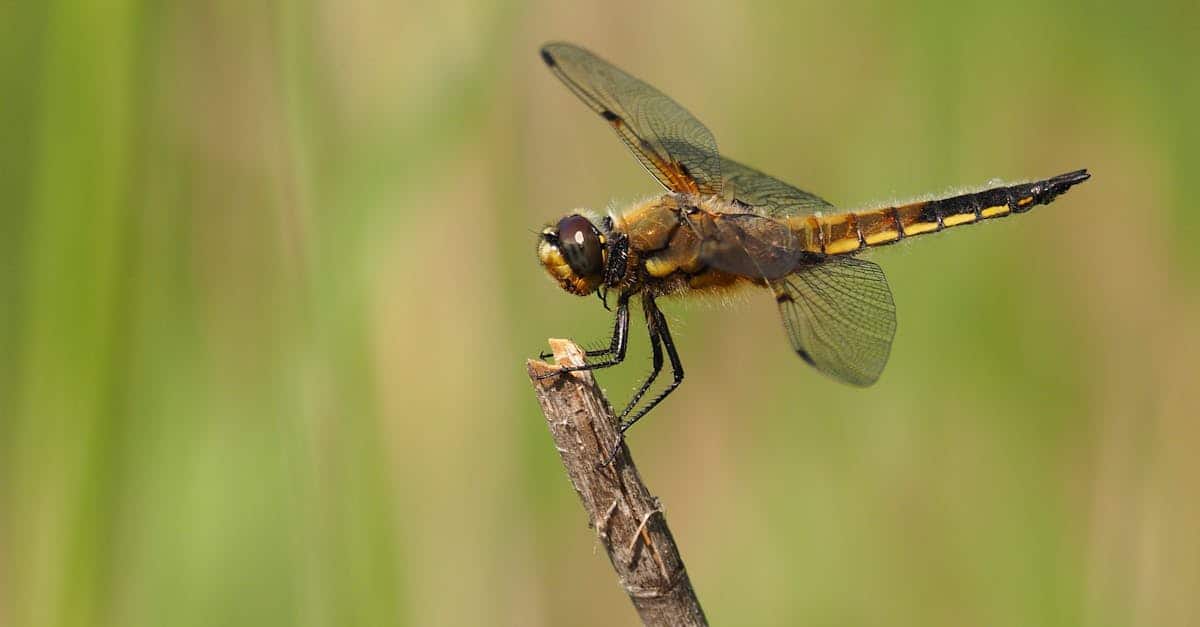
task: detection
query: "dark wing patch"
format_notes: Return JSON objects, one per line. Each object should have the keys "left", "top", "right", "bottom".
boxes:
{"left": 720, "top": 157, "right": 835, "bottom": 218}
{"left": 772, "top": 257, "right": 896, "bottom": 386}
{"left": 540, "top": 42, "right": 722, "bottom": 196}
{"left": 693, "top": 212, "right": 802, "bottom": 281}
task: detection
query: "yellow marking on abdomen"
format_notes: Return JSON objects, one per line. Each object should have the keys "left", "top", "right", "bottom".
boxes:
{"left": 942, "top": 213, "right": 977, "bottom": 227}
{"left": 830, "top": 171, "right": 1091, "bottom": 252}
{"left": 796, "top": 215, "right": 827, "bottom": 254}
{"left": 802, "top": 211, "right": 864, "bottom": 255}
{"left": 864, "top": 230, "right": 901, "bottom": 245}
{"left": 825, "top": 237, "right": 862, "bottom": 254}
{"left": 903, "top": 221, "right": 939, "bottom": 235}
{"left": 851, "top": 207, "right": 903, "bottom": 248}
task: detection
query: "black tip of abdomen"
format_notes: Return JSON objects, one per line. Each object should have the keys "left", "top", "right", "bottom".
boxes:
{"left": 1009, "top": 168, "right": 1091, "bottom": 212}
{"left": 1039, "top": 168, "right": 1091, "bottom": 203}
{"left": 1050, "top": 168, "right": 1091, "bottom": 190}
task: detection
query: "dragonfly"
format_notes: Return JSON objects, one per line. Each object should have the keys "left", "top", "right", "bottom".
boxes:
{"left": 534, "top": 41, "right": 1090, "bottom": 451}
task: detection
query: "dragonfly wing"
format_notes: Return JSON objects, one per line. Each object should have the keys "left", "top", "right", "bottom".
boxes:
{"left": 721, "top": 157, "right": 834, "bottom": 217}
{"left": 540, "top": 42, "right": 722, "bottom": 196}
{"left": 696, "top": 158, "right": 835, "bottom": 279}
{"left": 694, "top": 212, "right": 802, "bottom": 280}
{"left": 772, "top": 257, "right": 896, "bottom": 386}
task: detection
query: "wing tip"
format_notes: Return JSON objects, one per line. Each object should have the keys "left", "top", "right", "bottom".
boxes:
{"left": 540, "top": 41, "right": 582, "bottom": 67}
{"left": 796, "top": 349, "right": 884, "bottom": 387}
{"left": 847, "top": 372, "right": 882, "bottom": 387}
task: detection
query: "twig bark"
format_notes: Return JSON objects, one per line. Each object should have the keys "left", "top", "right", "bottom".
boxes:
{"left": 527, "top": 339, "right": 708, "bottom": 627}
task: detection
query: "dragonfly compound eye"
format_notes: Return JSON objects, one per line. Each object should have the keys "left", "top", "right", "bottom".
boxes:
{"left": 557, "top": 214, "right": 603, "bottom": 278}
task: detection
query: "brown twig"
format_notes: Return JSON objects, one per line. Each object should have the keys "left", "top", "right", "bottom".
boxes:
{"left": 527, "top": 339, "right": 708, "bottom": 627}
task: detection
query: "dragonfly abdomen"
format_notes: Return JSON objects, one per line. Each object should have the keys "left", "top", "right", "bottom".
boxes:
{"left": 790, "top": 169, "right": 1090, "bottom": 256}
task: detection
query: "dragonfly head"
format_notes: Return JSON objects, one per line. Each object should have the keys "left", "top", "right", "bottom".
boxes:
{"left": 538, "top": 214, "right": 605, "bottom": 296}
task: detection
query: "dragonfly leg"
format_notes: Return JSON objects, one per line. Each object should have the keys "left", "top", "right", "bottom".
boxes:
{"left": 618, "top": 296, "right": 684, "bottom": 433}
{"left": 599, "top": 295, "right": 685, "bottom": 467}
{"left": 617, "top": 299, "right": 665, "bottom": 420}
{"left": 536, "top": 292, "right": 630, "bottom": 378}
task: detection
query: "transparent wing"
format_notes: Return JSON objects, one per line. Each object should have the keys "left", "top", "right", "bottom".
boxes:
{"left": 772, "top": 257, "right": 896, "bottom": 386}
{"left": 695, "top": 158, "right": 835, "bottom": 279}
{"left": 721, "top": 157, "right": 834, "bottom": 217}
{"left": 541, "top": 42, "right": 722, "bottom": 196}
{"left": 693, "top": 212, "right": 802, "bottom": 281}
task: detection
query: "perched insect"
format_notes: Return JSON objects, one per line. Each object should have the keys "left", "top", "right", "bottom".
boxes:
{"left": 535, "top": 42, "right": 1089, "bottom": 451}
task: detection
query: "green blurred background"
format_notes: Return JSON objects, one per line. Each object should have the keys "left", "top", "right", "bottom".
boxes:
{"left": 1, "top": 1, "right": 1196, "bottom": 626}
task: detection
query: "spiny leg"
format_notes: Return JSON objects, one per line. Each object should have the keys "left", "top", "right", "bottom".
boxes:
{"left": 540, "top": 300, "right": 626, "bottom": 360}
{"left": 600, "top": 295, "right": 686, "bottom": 467}
{"left": 618, "top": 298, "right": 684, "bottom": 433}
{"left": 536, "top": 292, "right": 630, "bottom": 379}
{"left": 617, "top": 298, "right": 665, "bottom": 420}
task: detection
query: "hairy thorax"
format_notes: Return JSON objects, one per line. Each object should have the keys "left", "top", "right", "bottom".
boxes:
{"left": 611, "top": 194, "right": 765, "bottom": 298}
